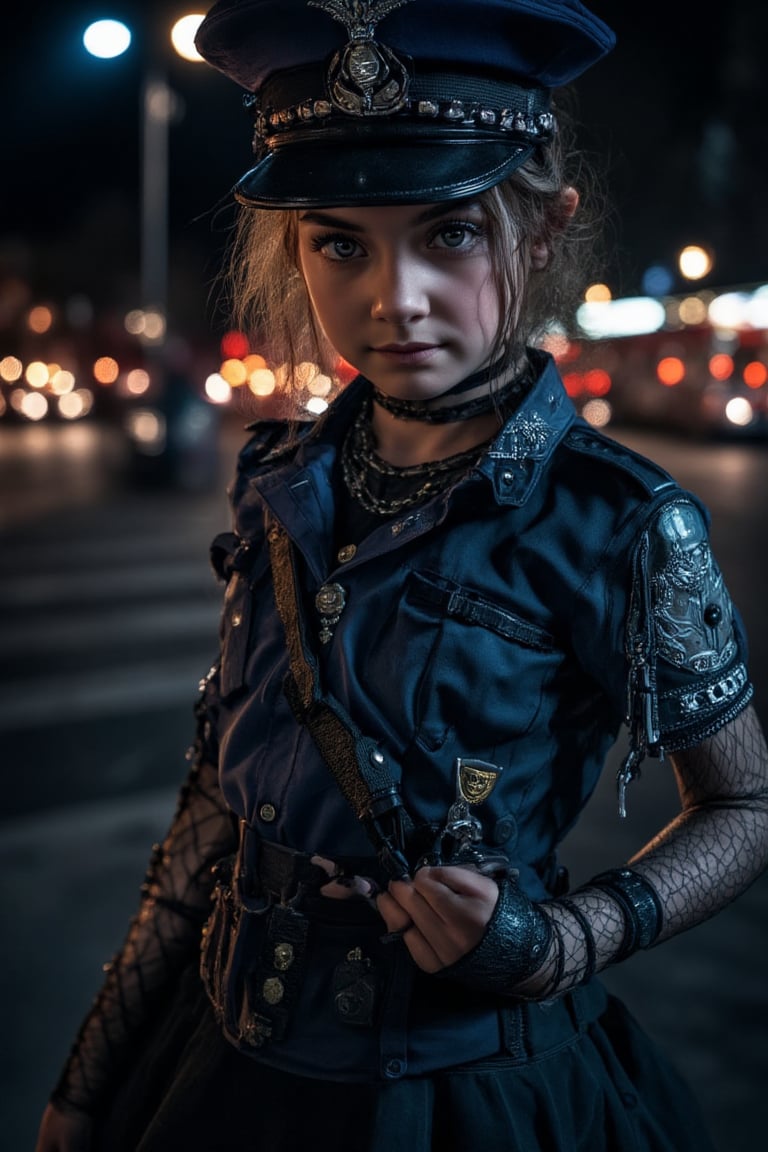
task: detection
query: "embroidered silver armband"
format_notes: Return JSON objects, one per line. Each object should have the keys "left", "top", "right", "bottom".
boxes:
{"left": 619, "top": 498, "right": 743, "bottom": 818}
{"left": 649, "top": 502, "right": 735, "bottom": 674}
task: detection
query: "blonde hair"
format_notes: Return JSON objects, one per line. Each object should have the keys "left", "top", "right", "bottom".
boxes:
{"left": 217, "top": 94, "right": 604, "bottom": 418}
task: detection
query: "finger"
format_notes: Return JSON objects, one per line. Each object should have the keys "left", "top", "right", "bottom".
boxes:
{"left": 376, "top": 890, "right": 413, "bottom": 933}
{"left": 386, "top": 880, "right": 470, "bottom": 966}
{"left": 310, "top": 854, "right": 339, "bottom": 877}
{"left": 319, "top": 874, "right": 374, "bottom": 900}
{"left": 399, "top": 923, "right": 445, "bottom": 973}
{"left": 376, "top": 888, "right": 446, "bottom": 971}
{"left": 389, "top": 877, "right": 451, "bottom": 928}
{"left": 389, "top": 870, "right": 499, "bottom": 966}
{"left": 414, "top": 864, "right": 499, "bottom": 902}
{"left": 395, "top": 868, "right": 498, "bottom": 931}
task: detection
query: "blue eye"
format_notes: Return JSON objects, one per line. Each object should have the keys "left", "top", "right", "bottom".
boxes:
{"left": 441, "top": 227, "right": 471, "bottom": 247}
{"left": 430, "top": 221, "right": 484, "bottom": 250}
{"left": 310, "top": 233, "right": 362, "bottom": 260}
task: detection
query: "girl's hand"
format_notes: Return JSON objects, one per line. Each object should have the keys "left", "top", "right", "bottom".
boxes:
{"left": 35, "top": 1102, "right": 93, "bottom": 1152}
{"left": 376, "top": 864, "right": 499, "bottom": 971}
{"left": 311, "top": 854, "right": 377, "bottom": 900}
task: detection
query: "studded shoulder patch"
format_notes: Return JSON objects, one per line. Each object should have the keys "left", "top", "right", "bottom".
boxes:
{"left": 648, "top": 501, "right": 736, "bottom": 674}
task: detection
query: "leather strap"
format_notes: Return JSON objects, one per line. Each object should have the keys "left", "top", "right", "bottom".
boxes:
{"left": 266, "top": 518, "right": 414, "bottom": 879}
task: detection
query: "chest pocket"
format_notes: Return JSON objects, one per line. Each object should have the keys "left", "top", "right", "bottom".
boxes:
{"left": 211, "top": 532, "right": 270, "bottom": 701}
{"left": 365, "top": 569, "right": 558, "bottom": 752}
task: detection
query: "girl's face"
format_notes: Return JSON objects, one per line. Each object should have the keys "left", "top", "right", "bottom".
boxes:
{"left": 296, "top": 200, "right": 503, "bottom": 399}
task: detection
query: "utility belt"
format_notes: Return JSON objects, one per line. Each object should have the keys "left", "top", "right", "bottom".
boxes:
{"left": 200, "top": 821, "right": 396, "bottom": 1057}
{"left": 235, "top": 820, "right": 388, "bottom": 903}
{"left": 200, "top": 820, "right": 607, "bottom": 1079}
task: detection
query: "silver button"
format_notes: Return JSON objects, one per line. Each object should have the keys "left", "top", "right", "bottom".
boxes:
{"left": 259, "top": 803, "right": 276, "bottom": 823}
{"left": 273, "top": 943, "right": 294, "bottom": 970}
{"left": 262, "top": 977, "right": 284, "bottom": 1005}
{"left": 315, "top": 583, "right": 346, "bottom": 615}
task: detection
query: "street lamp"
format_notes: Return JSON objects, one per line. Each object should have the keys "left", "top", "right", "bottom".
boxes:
{"left": 82, "top": 14, "right": 220, "bottom": 492}
{"left": 82, "top": 14, "right": 207, "bottom": 347}
{"left": 678, "top": 245, "right": 714, "bottom": 283}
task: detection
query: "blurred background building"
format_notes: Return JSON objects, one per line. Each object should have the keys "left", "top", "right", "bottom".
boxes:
{"left": 1, "top": 1, "right": 766, "bottom": 452}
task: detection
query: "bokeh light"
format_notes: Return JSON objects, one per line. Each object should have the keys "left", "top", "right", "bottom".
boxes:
{"left": 171, "top": 15, "right": 206, "bottom": 62}
{"left": 83, "top": 20, "right": 131, "bottom": 60}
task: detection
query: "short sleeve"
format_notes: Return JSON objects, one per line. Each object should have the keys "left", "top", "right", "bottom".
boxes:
{"left": 644, "top": 499, "right": 753, "bottom": 751}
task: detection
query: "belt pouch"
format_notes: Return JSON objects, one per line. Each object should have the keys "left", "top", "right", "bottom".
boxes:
{"left": 200, "top": 857, "right": 310, "bottom": 1052}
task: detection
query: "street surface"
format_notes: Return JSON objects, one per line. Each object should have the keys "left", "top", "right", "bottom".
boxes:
{"left": 1, "top": 415, "right": 767, "bottom": 1150}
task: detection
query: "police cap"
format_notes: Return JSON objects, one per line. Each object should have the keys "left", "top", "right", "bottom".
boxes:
{"left": 195, "top": 0, "right": 615, "bottom": 208}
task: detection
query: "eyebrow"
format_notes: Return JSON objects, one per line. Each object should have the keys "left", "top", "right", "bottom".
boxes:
{"left": 298, "top": 210, "right": 367, "bottom": 232}
{"left": 297, "top": 200, "right": 481, "bottom": 232}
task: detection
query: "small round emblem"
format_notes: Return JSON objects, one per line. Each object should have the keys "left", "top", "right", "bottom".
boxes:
{"left": 315, "top": 582, "right": 346, "bottom": 615}
{"left": 704, "top": 603, "right": 723, "bottom": 627}
{"left": 262, "top": 977, "right": 284, "bottom": 1005}
{"left": 273, "top": 943, "right": 294, "bottom": 971}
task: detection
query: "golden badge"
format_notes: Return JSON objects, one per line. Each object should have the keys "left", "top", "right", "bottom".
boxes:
{"left": 456, "top": 758, "right": 503, "bottom": 804}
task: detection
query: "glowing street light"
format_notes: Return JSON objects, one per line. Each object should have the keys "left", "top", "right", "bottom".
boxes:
{"left": 678, "top": 245, "right": 714, "bottom": 282}
{"left": 82, "top": 14, "right": 207, "bottom": 344}
{"left": 171, "top": 16, "right": 207, "bottom": 62}
{"left": 82, "top": 20, "right": 132, "bottom": 60}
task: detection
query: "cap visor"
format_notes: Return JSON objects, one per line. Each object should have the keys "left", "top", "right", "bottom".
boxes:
{"left": 234, "top": 139, "right": 534, "bottom": 207}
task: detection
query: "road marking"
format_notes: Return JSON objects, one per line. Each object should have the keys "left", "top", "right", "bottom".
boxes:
{"left": 0, "top": 601, "right": 220, "bottom": 656}
{"left": 0, "top": 561, "right": 220, "bottom": 606}
{"left": 0, "top": 658, "right": 216, "bottom": 728}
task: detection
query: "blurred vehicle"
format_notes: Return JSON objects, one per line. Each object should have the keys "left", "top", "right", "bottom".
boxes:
{"left": 548, "top": 285, "right": 768, "bottom": 440}
{"left": 122, "top": 345, "right": 223, "bottom": 493}
{"left": 124, "top": 381, "right": 221, "bottom": 492}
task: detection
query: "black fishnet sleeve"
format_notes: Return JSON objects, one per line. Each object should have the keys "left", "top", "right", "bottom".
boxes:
{"left": 49, "top": 665, "right": 237, "bottom": 1117}
{"left": 518, "top": 703, "right": 768, "bottom": 998}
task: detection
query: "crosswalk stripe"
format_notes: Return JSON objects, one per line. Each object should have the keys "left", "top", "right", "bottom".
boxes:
{"left": 0, "top": 658, "right": 216, "bottom": 728}
{"left": 0, "top": 601, "right": 220, "bottom": 657}
{"left": 0, "top": 562, "right": 221, "bottom": 607}
{"left": 0, "top": 495, "right": 228, "bottom": 728}
{"left": 0, "top": 657, "right": 216, "bottom": 728}
{"left": 0, "top": 530, "right": 219, "bottom": 573}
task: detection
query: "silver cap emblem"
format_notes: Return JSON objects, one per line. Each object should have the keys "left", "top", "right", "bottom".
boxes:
{"left": 308, "top": 0, "right": 413, "bottom": 116}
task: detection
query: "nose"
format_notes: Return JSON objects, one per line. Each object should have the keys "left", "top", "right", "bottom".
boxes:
{"left": 370, "top": 251, "right": 429, "bottom": 324}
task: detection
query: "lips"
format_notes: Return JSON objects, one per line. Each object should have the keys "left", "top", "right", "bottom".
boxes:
{"left": 370, "top": 343, "right": 443, "bottom": 367}
{"left": 373, "top": 342, "right": 438, "bottom": 353}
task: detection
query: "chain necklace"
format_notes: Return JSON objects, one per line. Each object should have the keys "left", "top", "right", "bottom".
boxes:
{"left": 340, "top": 395, "right": 490, "bottom": 516}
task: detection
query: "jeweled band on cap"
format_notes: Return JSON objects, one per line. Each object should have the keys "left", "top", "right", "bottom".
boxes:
{"left": 246, "top": 0, "right": 555, "bottom": 157}
{"left": 246, "top": 68, "right": 556, "bottom": 160}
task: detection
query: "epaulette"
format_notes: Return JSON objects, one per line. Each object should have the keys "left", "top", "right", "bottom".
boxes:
{"left": 563, "top": 421, "right": 678, "bottom": 499}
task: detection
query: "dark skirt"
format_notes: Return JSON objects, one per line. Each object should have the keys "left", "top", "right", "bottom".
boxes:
{"left": 94, "top": 966, "right": 716, "bottom": 1152}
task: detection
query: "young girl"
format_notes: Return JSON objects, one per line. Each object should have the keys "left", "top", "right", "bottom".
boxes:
{"left": 37, "top": 1, "right": 768, "bottom": 1150}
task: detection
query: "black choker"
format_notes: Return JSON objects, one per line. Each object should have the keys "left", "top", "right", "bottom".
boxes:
{"left": 371, "top": 356, "right": 529, "bottom": 424}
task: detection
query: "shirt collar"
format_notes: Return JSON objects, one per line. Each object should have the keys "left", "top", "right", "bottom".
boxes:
{"left": 291, "top": 349, "right": 575, "bottom": 507}
{"left": 473, "top": 351, "right": 575, "bottom": 506}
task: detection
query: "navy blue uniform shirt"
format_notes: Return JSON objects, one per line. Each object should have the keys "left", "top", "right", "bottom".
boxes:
{"left": 204, "top": 350, "right": 752, "bottom": 1079}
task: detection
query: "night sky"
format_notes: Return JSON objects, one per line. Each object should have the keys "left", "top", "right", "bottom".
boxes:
{"left": 2, "top": 1, "right": 767, "bottom": 339}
